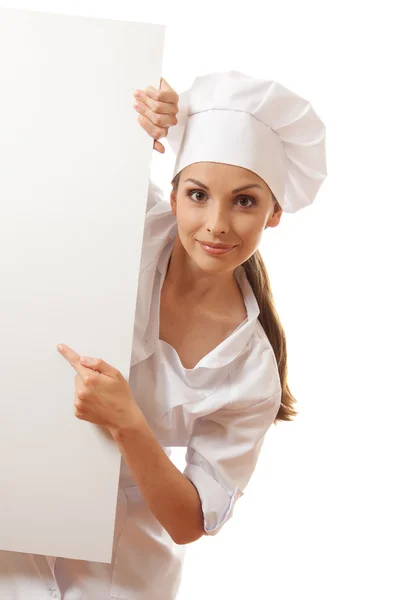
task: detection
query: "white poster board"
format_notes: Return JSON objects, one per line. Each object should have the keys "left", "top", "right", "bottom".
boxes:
{"left": 0, "top": 6, "right": 164, "bottom": 562}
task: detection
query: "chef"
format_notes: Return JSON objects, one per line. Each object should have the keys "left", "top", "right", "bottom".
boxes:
{"left": 0, "top": 71, "right": 327, "bottom": 599}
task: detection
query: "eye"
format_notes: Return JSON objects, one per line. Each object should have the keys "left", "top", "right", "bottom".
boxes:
{"left": 187, "top": 190, "right": 256, "bottom": 207}
{"left": 236, "top": 195, "right": 256, "bottom": 208}
{"left": 188, "top": 189, "right": 208, "bottom": 202}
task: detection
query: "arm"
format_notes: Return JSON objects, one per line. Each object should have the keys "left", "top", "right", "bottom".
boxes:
{"left": 183, "top": 390, "right": 281, "bottom": 536}
{"left": 111, "top": 410, "right": 205, "bottom": 545}
{"left": 60, "top": 337, "right": 280, "bottom": 544}
{"left": 111, "top": 342, "right": 281, "bottom": 542}
{"left": 111, "top": 380, "right": 280, "bottom": 544}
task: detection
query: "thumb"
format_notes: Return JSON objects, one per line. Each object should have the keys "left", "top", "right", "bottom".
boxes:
{"left": 159, "top": 77, "right": 173, "bottom": 92}
{"left": 158, "top": 77, "right": 179, "bottom": 103}
{"left": 153, "top": 139, "right": 165, "bottom": 153}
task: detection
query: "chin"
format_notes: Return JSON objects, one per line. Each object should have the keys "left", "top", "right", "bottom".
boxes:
{"left": 194, "top": 253, "right": 239, "bottom": 275}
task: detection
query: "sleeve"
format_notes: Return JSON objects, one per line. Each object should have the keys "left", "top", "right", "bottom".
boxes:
{"left": 146, "top": 178, "right": 165, "bottom": 213}
{"left": 183, "top": 389, "right": 281, "bottom": 536}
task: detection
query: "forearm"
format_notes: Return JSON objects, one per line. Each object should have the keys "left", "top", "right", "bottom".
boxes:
{"left": 110, "top": 406, "right": 205, "bottom": 545}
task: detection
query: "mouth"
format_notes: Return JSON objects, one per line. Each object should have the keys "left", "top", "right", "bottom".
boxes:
{"left": 197, "top": 240, "right": 236, "bottom": 256}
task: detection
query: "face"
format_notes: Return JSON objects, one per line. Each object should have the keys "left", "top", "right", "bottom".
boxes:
{"left": 170, "top": 162, "right": 282, "bottom": 275}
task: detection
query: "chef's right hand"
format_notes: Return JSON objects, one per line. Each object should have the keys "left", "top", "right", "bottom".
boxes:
{"left": 133, "top": 78, "right": 179, "bottom": 154}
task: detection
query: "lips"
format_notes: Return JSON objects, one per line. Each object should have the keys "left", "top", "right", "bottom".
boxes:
{"left": 197, "top": 240, "right": 236, "bottom": 256}
{"left": 197, "top": 240, "right": 235, "bottom": 249}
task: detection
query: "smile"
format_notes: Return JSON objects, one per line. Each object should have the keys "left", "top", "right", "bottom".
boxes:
{"left": 197, "top": 241, "right": 236, "bottom": 256}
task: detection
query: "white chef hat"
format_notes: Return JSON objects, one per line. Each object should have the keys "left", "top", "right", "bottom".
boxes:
{"left": 166, "top": 71, "right": 327, "bottom": 213}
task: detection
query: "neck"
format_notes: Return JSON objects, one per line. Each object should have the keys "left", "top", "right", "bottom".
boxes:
{"left": 164, "top": 238, "right": 239, "bottom": 308}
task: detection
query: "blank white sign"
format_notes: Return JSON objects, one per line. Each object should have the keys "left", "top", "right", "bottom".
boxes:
{"left": 0, "top": 7, "right": 164, "bottom": 562}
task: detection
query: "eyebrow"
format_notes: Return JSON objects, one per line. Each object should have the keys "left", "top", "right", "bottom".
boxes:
{"left": 184, "top": 178, "right": 264, "bottom": 194}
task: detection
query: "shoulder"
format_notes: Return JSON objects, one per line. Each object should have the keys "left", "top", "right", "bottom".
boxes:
{"left": 141, "top": 190, "right": 177, "bottom": 270}
{"left": 146, "top": 179, "right": 167, "bottom": 212}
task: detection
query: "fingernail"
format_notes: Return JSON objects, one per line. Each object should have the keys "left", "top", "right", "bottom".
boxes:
{"left": 134, "top": 90, "right": 142, "bottom": 99}
{"left": 57, "top": 344, "right": 64, "bottom": 352}
{"left": 133, "top": 101, "right": 140, "bottom": 109}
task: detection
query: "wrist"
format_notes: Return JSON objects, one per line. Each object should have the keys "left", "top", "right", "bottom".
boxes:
{"left": 109, "top": 403, "right": 147, "bottom": 442}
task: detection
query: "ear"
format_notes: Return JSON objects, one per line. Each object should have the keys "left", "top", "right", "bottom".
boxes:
{"left": 170, "top": 189, "right": 177, "bottom": 216}
{"left": 265, "top": 203, "right": 283, "bottom": 229}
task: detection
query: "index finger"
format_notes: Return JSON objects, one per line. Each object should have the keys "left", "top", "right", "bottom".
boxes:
{"left": 57, "top": 344, "right": 88, "bottom": 379}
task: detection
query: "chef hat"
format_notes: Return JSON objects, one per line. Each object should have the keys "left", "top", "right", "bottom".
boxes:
{"left": 166, "top": 71, "right": 327, "bottom": 213}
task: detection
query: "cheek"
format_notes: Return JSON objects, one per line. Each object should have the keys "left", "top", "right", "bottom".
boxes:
{"left": 175, "top": 216, "right": 199, "bottom": 254}
{"left": 238, "top": 221, "right": 264, "bottom": 247}
{"left": 176, "top": 210, "right": 201, "bottom": 235}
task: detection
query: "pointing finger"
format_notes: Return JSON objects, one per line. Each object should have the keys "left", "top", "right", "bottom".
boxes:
{"left": 57, "top": 344, "right": 89, "bottom": 379}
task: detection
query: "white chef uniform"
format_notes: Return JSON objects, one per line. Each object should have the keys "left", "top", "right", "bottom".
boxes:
{"left": 0, "top": 180, "right": 282, "bottom": 599}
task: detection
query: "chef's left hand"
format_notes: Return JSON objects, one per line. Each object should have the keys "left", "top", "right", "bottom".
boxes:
{"left": 57, "top": 344, "right": 141, "bottom": 435}
{"left": 134, "top": 77, "right": 179, "bottom": 154}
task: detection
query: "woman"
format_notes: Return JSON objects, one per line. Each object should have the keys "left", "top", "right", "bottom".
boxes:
{"left": 0, "top": 72, "right": 327, "bottom": 599}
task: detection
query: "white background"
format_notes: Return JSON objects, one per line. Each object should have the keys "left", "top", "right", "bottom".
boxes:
{"left": 2, "top": 1, "right": 399, "bottom": 598}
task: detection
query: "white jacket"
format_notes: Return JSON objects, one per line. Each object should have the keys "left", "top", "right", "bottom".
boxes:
{"left": 0, "top": 181, "right": 282, "bottom": 599}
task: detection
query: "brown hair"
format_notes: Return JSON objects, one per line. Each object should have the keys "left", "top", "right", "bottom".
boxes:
{"left": 171, "top": 172, "right": 297, "bottom": 424}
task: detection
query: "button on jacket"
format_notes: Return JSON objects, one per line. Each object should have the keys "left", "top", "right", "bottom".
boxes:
{"left": 0, "top": 180, "right": 282, "bottom": 599}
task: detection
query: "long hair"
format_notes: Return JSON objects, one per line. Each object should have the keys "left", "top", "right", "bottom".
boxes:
{"left": 171, "top": 172, "right": 297, "bottom": 424}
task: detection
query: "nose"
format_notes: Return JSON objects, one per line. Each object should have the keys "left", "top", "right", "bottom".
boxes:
{"left": 205, "top": 203, "right": 230, "bottom": 236}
